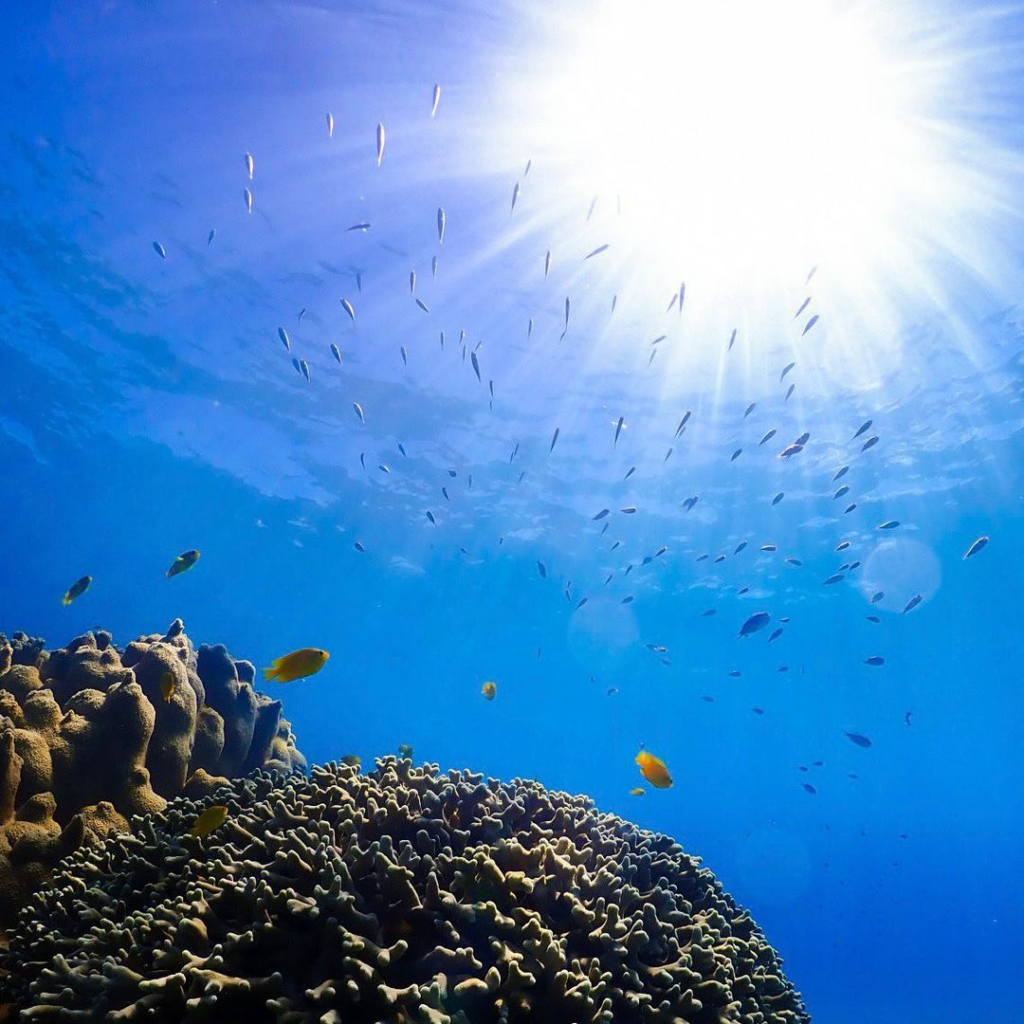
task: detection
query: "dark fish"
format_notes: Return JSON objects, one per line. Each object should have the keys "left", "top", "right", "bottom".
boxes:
{"left": 299, "top": 359, "right": 310, "bottom": 382}
{"left": 415, "top": 298, "right": 430, "bottom": 313}
{"left": 806, "top": 266, "right": 817, "bottom": 284}
{"left": 785, "top": 384, "right": 795, "bottom": 401}
{"left": 823, "top": 574, "right": 844, "bottom": 585}
{"left": 866, "top": 615, "right": 880, "bottom": 623}
{"left": 604, "top": 573, "right": 613, "bottom": 586}
{"left": 696, "top": 553, "right": 709, "bottom": 562}
{"left": 772, "top": 493, "right": 784, "bottom": 506}
{"left": 877, "top": 520, "right": 899, "bottom": 530}
{"left": 425, "top": 510, "right": 436, "bottom": 525}
{"left": 511, "top": 181, "right": 520, "bottom": 213}
{"left": 702, "top": 609, "right": 717, "bottom": 617}
{"left": 744, "top": 402, "right": 756, "bottom": 419}
{"left": 738, "top": 611, "right": 771, "bottom": 637}
{"left": 737, "top": 586, "right": 749, "bottom": 595}
{"left": 701, "top": 695, "right": 715, "bottom": 703}
{"left": 600, "top": 523, "right": 609, "bottom": 536}
{"left": 769, "top": 627, "right": 784, "bottom": 643}
{"left": 833, "top": 466, "right": 849, "bottom": 482}
{"left": 852, "top": 420, "right": 873, "bottom": 440}
{"left": 61, "top": 575, "right": 92, "bottom": 606}
{"left": 442, "top": 487, "right": 450, "bottom": 501}
{"left": 728, "top": 329, "right": 737, "bottom": 351}
{"left": 663, "top": 447, "right": 673, "bottom": 463}
{"left": 964, "top": 536, "right": 989, "bottom": 559}
{"left": 844, "top": 503, "right": 857, "bottom": 514}
{"left": 780, "top": 361, "right": 796, "bottom": 381}
{"left": 801, "top": 314, "right": 819, "bottom": 335}
{"left": 207, "top": 229, "right": 216, "bottom": 245}
{"left": 864, "top": 656, "right": 885, "bottom": 666}
{"left": 471, "top": 351, "right": 481, "bottom": 381}
{"left": 537, "top": 561, "right": 547, "bottom": 579}
{"left": 843, "top": 731, "right": 872, "bottom": 748}
{"left": 331, "top": 343, "right": 342, "bottom": 363}
{"left": 654, "top": 546, "right": 668, "bottom": 558}
{"left": 550, "top": 427, "right": 560, "bottom": 452}
{"left": 593, "top": 509, "right": 610, "bottom": 520}
{"left": 676, "top": 411, "right": 691, "bottom": 436}
{"left": 683, "top": 496, "right": 698, "bottom": 512}
{"left": 752, "top": 707, "right": 765, "bottom": 715}
{"left": 576, "top": 597, "right": 588, "bottom": 609}
{"left": 761, "top": 544, "right": 777, "bottom": 551}
{"left": 759, "top": 429, "right": 777, "bottom": 446}
{"left": 861, "top": 436, "right": 879, "bottom": 451}
{"left": 902, "top": 593, "right": 923, "bottom": 614}
{"left": 354, "top": 541, "right": 365, "bottom": 552}
{"left": 610, "top": 541, "right": 621, "bottom": 551}
{"left": 606, "top": 687, "right": 618, "bottom": 695}
{"left": 621, "top": 595, "right": 634, "bottom": 604}
{"left": 614, "top": 416, "right": 624, "bottom": 446}
{"left": 586, "top": 196, "right": 597, "bottom": 221}
{"left": 585, "top": 244, "right": 609, "bottom": 259}
{"left": 848, "top": 560, "right": 861, "bottom": 570}
{"left": 785, "top": 557, "right": 803, "bottom": 567}
{"left": 620, "top": 506, "right": 637, "bottom": 514}
{"left": 870, "top": 591, "right": 884, "bottom": 604}
{"left": 836, "top": 541, "right": 851, "bottom": 551}
{"left": 152, "top": 241, "right": 166, "bottom": 259}
{"left": 793, "top": 297, "right": 811, "bottom": 318}
{"left": 731, "top": 449, "right": 742, "bottom": 461}
{"left": 833, "top": 485, "right": 850, "bottom": 500}
{"left": 346, "top": 222, "right": 371, "bottom": 231}
{"left": 779, "top": 443, "right": 803, "bottom": 459}
{"left": 803, "top": 784, "right": 817, "bottom": 795}
{"left": 714, "top": 554, "right": 726, "bottom": 564}
{"left": 729, "top": 670, "right": 742, "bottom": 677}
{"left": 624, "top": 466, "right": 636, "bottom": 480}
{"left": 734, "top": 542, "right": 747, "bottom": 554}
{"left": 904, "top": 711, "right": 912, "bottom": 726}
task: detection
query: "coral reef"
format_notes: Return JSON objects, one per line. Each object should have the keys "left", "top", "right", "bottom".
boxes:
{"left": 3, "top": 759, "right": 808, "bottom": 1023}
{"left": 0, "top": 621, "right": 304, "bottom": 928}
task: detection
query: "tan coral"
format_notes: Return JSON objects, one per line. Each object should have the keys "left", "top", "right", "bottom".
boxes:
{"left": 0, "top": 620, "right": 305, "bottom": 928}
{"left": 3, "top": 759, "right": 808, "bottom": 1023}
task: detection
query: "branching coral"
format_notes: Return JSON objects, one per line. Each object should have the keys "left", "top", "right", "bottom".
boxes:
{"left": 0, "top": 621, "right": 304, "bottom": 927}
{"left": 3, "top": 759, "right": 808, "bottom": 1023}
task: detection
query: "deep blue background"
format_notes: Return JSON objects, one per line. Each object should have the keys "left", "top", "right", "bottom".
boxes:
{"left": 2, "top": 3, "right": 1023, "bottom": 1021}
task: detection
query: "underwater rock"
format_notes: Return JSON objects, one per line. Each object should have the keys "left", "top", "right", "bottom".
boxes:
{"left": 3, "top": 759, "right": 808, "bottom": 1023}
{"left": 0, "top": 621, "right": 305, "bottom": 928}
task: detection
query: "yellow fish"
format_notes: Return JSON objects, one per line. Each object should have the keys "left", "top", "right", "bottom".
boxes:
{"left": 630, "top": 787, "right": 646, "bottom": 797}
{"left": 189, "top": 805, "right": 228, "bottom": 837}
{"left": 166, "top": 550, "right": 200, "bottom": 578}
{"left": 481, "top": 680, "right": 497, "bottom": 700}
{"left": 262, "top": 648, "right": 329, "bottom": 683}
{"left": 159, "top": 671, "right": 176, "bottom": 703}
{"left": 635, "top": 749, "right": 673, "bottom": 789}
{"left": 61, "top": 575, "right": 92, "bottom": 606}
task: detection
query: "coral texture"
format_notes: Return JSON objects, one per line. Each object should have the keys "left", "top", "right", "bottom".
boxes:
{"left": 3, "top": 759, "right": 808, "bottom": 1023}
{"left": 0, "top": 621, "right": 304, "bottom": 928}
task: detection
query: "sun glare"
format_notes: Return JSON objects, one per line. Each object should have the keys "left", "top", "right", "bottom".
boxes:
{"left": 502, "top": 0, "right": 1009, "bottom": 319}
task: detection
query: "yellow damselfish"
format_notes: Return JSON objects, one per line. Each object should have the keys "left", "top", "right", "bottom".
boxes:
{"left": 262, "top": 648, "right": 329, "bottom": 683}
{"left": 189, "top": 805, "right": 228, "bottom": 837}
{"left": 481, "top": 680, "right": 497, "bottom": 700}
{"left": 635, "top": 749, "right": 673, "bottom": 789}
{"left": 159, "top": 671, "right": 176, "bottom": 703}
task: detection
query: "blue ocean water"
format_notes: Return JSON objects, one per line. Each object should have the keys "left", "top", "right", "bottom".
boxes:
{"left": 2, "top": 3, "right": 1023, "bottom": 1021}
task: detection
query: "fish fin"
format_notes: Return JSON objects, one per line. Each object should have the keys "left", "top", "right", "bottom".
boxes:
{"left": 262, "top": 664, "right": 280, "bottom": 681}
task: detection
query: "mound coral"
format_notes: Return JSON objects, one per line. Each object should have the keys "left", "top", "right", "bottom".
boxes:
{"left": 0, "top": 621, "right": 304, "bottom": 927}
{"left": 3, "top": 760, "right": 808, "bottom": 1023}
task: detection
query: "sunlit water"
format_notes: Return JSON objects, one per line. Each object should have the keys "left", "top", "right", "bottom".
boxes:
{"left": 2, "top": 3, "right": 1024, "bottom": 1022}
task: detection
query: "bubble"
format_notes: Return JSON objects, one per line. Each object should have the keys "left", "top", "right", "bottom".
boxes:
{"left": 567, "top": 595, "right": 639, "bottom": 670}
{"left": 858, "top": 537, "right": 942, "bottom": 612}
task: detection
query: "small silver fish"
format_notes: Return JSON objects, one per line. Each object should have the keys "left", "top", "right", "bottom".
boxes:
{"left": 544, "top": 250, "right": 551, "bottom": 277}
{"left": 352, "top": 402, "right": 364, "bottom": 423}
{"left": 511, "top": 181, "right": 520, "bottom": 214}
{"left": 331, "top": 343, "right": 342, "bottom": 363}
{"left": 415, "top": 298, "right": 429, "bottom": 313}
{"left": 153, "top": 241, "right": 166, "bottom": 259}
{"left": 326, "top": 112, "right": 334, "bottom": 137}
{"left": 437, "top": 207, "right": 446, "bottom": 244}
{"left": 585, "top": 244, "right": 609, "bottom": 260}
{"left": 376, "top": 122, "right": 386, "bottom": 166}
{"left": 278, "top": 327, "right": 291, "bottom": 351}
{"left": 780, "top": 362, "right": 796, "bottom": 381}
{"left": 431, "top": 84, "right": 441, "bottom": 117}
{"left": 245, "top": 152, "right": 254, "bottom": 180}
{"left": 341, "top": 298, "right": 356, "bottom": 321}
{"left": 244, "top": 187, "right": 253, "bottom": 213}
{"left": 964, "top": 536, "right": 989, "bottom": 559}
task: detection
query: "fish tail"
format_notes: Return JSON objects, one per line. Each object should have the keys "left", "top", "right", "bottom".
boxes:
{"left": 61, "top": 595, "right": 71, "bottom": 606}
{"left": 262, "top": 664, "right": 280, "bottom": 682}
